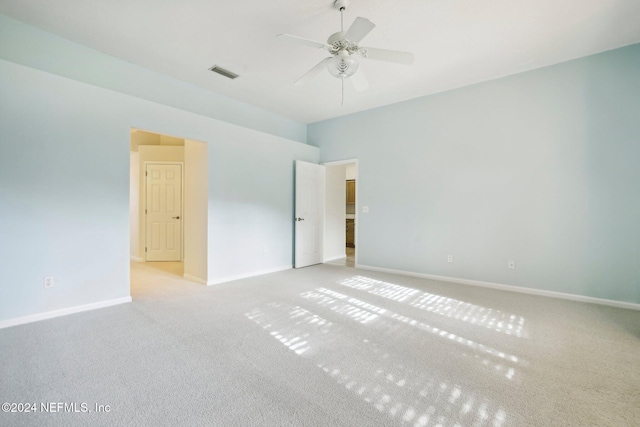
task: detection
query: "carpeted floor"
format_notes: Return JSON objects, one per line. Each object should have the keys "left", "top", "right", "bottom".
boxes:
{"left": 1, "top": 262, "right": 639, "bottom": 426}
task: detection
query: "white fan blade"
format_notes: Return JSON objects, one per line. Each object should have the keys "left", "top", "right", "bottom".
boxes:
{"left": 344, "top": 17, "right": 376, "bottom": 43}
{"left": 348, "top": 70, "right": 369, "bottom": 92}
{"left": 277, "top": 34, "right": 329, "bottom": 49}
{"left": 359, "top": 47, "right": 414, "bottom": 64}
{"left": 295, "top": 58, "right": 330, "bottom": 86}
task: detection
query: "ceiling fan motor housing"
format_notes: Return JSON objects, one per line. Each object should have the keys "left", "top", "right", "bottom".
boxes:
{"left": 328, "top": 31, "right": 346, "bottom": 45}
{"left": 327, "top": 34, "right": 360, "bottom": 57}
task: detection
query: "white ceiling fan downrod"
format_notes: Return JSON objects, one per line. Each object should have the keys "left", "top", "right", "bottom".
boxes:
{"left": 332, "top": 0, "right": 356, "bottom": 105}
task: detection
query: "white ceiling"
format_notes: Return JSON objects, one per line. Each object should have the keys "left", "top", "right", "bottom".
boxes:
{"left": 2, "top": 0, "right": 640, "bottom": 124}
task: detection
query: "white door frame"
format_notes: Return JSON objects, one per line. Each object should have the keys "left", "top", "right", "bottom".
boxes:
{"left": 143, "top": 161, "right": 184, "bottom": 261}
{"left": 322, "top": 159, "right": 359, "bottom": 267}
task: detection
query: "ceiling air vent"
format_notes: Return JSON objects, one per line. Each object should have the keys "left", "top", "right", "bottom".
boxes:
{"left": 209, "top": 65, "right": 239, "bottom": 80}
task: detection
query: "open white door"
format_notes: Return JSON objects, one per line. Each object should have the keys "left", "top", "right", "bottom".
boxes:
{"left": 295, "top": 160, "right": 325, "bottom": 268}
{"left": 146, "top": 163, "right": 182, "bottom": 261}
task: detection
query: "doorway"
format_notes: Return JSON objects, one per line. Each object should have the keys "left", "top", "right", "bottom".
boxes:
{"left": 129, "top": 128, "right": 209, "bottom": 297}
{"left": 323, "top": 160, "right": 358, "bottom": 268}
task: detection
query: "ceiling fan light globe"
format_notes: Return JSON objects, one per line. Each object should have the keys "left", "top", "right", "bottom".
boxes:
{"left": 327, "top": 54, "right": 359, "bottom": 78}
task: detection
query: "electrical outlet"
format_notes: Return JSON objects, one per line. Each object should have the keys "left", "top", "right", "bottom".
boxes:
{"left": 508, "top": 260, "right": 516, "bottom": 269}
{"left": 447, "top": 255, "right": 453, "bottom": 263}
{"left": 44, "top": 276, "right": 55, "bottom": 288}
{"left": 362, "top": 206, "right": 369, "bottom": 213}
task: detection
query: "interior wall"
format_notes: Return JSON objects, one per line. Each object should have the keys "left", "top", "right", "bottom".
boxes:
{"left": 129, "top": 151, "right": 140, "bottom": 260}
{"left": 184, "top": 139, "right": 208, "bottom": 283}
{"left": 346, "top": 163, "right": 356, "bottom": 180}
{"left": 324, "top": 164, "right": 347, "bottom": 261}
{"left": 0, "top": 49, "right": 318, "bottom": 323}
{"left": 160, "top": 135, "right": 184, "bottom": 146}
{"left": 206, "top": 137, "right": 317, "bottom": 284}
{"left": 309, "top": 43, "right": 640, "bottom": 304}
{"left": 0, "top": 61, "right": 132, "bottom": 323}
{"left": 130, "top": 130, "right": 161, "bottom": 150}
{"left": 137, "top": 145, "right": 184, "bottom": 261}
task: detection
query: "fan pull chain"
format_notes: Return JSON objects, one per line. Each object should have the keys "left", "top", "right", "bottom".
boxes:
{"left": 341, "top": 78, "right": 344, "bottom": 106}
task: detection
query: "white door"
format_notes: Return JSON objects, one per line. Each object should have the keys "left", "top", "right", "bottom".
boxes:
{"left": 295, "top": 160, "right": 325, "bottom": 268}
{"left": 146, "top": 163, "right": 182, "bottom": 261}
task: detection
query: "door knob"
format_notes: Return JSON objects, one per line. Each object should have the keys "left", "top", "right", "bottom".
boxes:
{"left": 172, "top": 216, "right": 180, "bottom": 219}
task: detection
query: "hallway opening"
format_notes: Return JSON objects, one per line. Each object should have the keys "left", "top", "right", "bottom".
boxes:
{"left": 129, "top": 128, "right": 209, "bottom": 297}
{"left": 323, "top": 160, "right": 358, "bottom": 268}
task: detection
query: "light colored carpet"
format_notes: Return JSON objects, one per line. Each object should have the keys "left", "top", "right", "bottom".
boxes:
{"left": 1, "top": 262, "right": 639, "bottom": 426}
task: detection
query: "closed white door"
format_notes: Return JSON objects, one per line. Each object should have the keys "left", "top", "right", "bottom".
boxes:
{"left": 146, "top": 164, "right": 182, "bottom": 261}
{"left": 295, "top": 160, "right": 325, "bottom": 268}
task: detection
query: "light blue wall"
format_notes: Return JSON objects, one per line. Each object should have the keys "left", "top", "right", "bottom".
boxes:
{"left": 0, "top": 57, "right": 317, "bottom": 322}
{"left": 0, "top": 14, "right": 307, "bottom": 144}
{"left": 309, "top": 44, "right": 640, "bottom": 304}
{"left": 0, "top": 60, "right": 131, "bottom": 321}
{"left": 207, "top": 135, "right": 316, "bottom": 281}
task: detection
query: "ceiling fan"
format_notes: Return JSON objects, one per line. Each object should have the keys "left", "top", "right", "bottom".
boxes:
{"left": 277, "top": 0, "right": 414, "bottom": 104}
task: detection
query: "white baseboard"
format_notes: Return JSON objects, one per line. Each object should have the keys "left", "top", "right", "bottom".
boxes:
{"left": 0, "top": 296, "right": 133, "bottom": 329}
{"left": 183, "top": 273, "right": 207, "bottom": 285}
{"left": 130, "top": 256, "right": 144, "bottom": 262}
{"left": 356, "top": 264, "right": 640, "bottom": 311}
{"left": 324, "top": 255, "right": 346, "bottom": 262}
{"left": 208, "top": 265, "right": 292, "bottom": 286}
